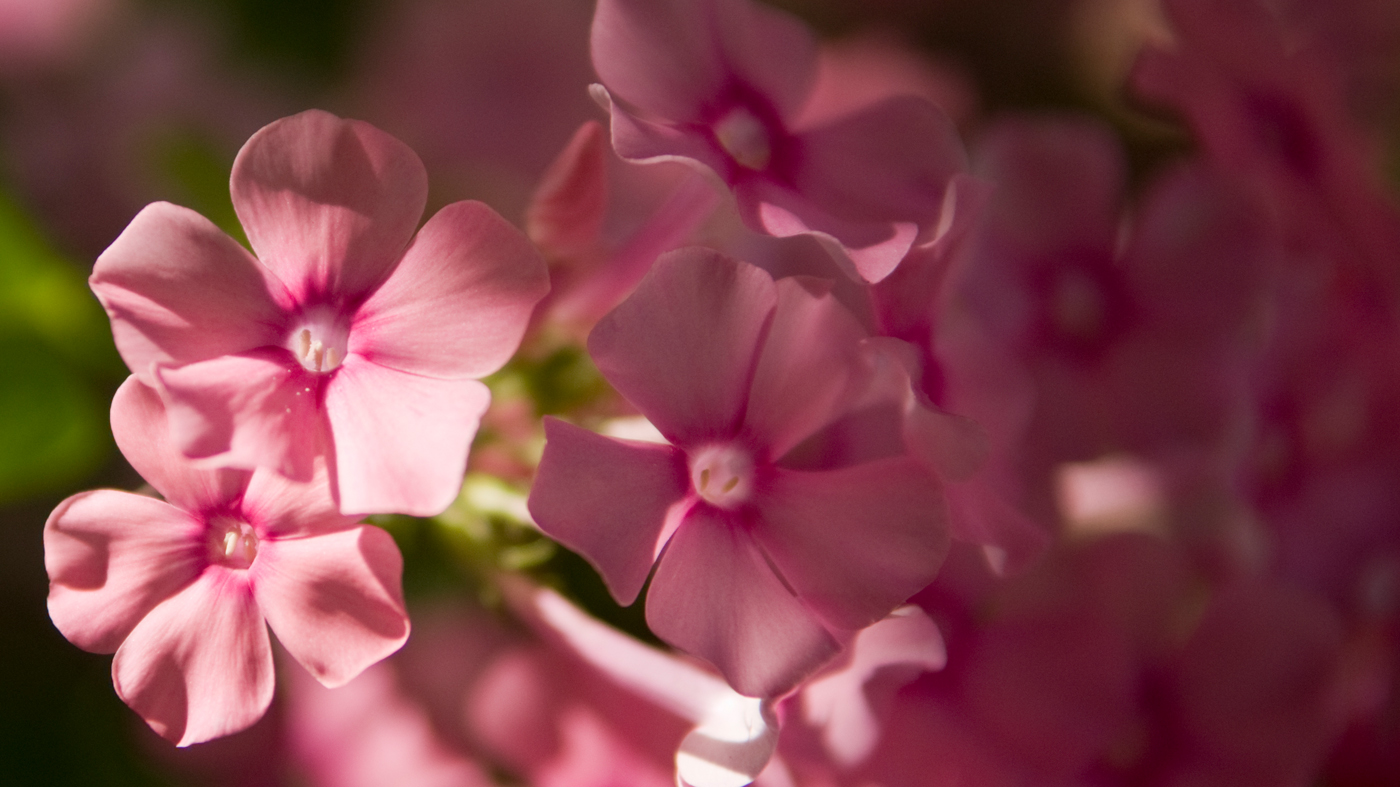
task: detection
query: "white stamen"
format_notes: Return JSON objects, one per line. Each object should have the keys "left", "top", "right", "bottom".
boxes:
{"left": 289, "top": 316, "right": 348, "bottom": 374}
{"left": 714, "top": 106, "right": 772, "bottom": 171}
{"left": 209, "top": 515, "right": 259, "bottom": 569}
{"left": 689, "top": 444, "right": 755, "bottom": 509}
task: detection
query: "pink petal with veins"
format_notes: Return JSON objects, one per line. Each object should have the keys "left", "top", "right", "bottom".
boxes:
{"left": 90, "top": 202, "right": 288, "bottom": 386}
{"left": 112, "top": 568, "right": 274, "bottom": 747}
{"left": 529, "top": 419, "right": 690, "bottom": 605}
{"left": 157, "top": 349, "right": 326, "bottom": 481}
{"left": 45, "top": 490, "right": 203, "bottom": 654}
{"left": 646, "top": 507, "right": 840, "bottom": 698}
{"left": 229, "top": 109, "right": 428, "bottom": 303}
{"left": 350, "top": 200, "right": 549, "bottom": 380}
{"left": 588, "top": 248, "right": 776, "bottom": 446}
{"left": 253, "top": 526, "right": 409, "bottom": 688}
{"left": 756, "top": 458, "right": 948, "bottom": 631}
{"left": 324, "top": 357, "right": 491, "bottom": 516}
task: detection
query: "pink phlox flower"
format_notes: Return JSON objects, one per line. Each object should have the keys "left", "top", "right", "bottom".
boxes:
{"left": 90, "top": 109, "right": 550, "bottom": 516}
{"left": 589, "top": 0, "right": 967, "bottom": 284}
{"left": 44, "top": 377, "right": 410, "bottom": 747}
{"left": 528, "top": 247, "right": 950, "bottom": 698}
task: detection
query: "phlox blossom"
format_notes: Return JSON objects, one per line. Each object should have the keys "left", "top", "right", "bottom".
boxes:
{"left": 90, "top": 109, "right": 550, "bottom": 516}
{"left": 590, "top": 0, "right": 967, "bottom": 283}
{"left": 528, "top": 248, "right": 949, "bottom": 698}
{"left": 44, "top": 377, "right": 410, "bottom": 746}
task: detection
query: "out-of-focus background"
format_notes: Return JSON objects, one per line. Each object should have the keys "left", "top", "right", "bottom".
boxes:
{"left": 2, "top": 0, "right": 1398, "bottom": 784}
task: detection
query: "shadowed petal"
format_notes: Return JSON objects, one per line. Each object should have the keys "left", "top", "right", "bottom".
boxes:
{"left": 45, "top": 490, "right": 204, "bottom": 654}
{"left": 230, "top": 109, "right": 427, "bottom": 303}
{"left": 90, "top": 202, "right": 288, "bottom": 385}
{"left": 647, "top": 507, "right": 840, "bottom": 698}
{"left": 529, "top": 418, "right": 690, "bottom": 606}
{"left": 589, "top": 248, "right": 776, "bottom": 446}
{"left": 756, "top": 458, "right": 948, "bottom": 630}
{"left": 350, "top": 200, "right": 549, "bottom": 380}
{"left": 112, "top": 568, "right": 274, "bottom": 747}
{"left": 242, "top": 459, "right": 360, "bottom": 540}
{"left": 744, "top": 277, "right": 868, "bottom": 460}
{"left": 325, "top": 357, "right": 491, "bottom": 516}
{"left": 157, "top": 348, "right": 326, "bottom": 482}
{"left": 110, "top": 376, "right": 251, "bottom": 513}
{"left": 591, "top": 0, "right": 727, "bottom": 122}
{"left": 254, "top": 526, "right": 408, "bottom": 688}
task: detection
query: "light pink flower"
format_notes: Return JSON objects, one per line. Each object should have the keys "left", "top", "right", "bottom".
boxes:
{"left": 590, "top": 0, "right": 967, "bottom": 283}
{"left": 528, "top": 248, "right": 949, "bottom": 697}
{"left": 44, "top": 377, "right": 410, "bottom": 747}
{"left": 90, "top": 109, "right": 550, "bottom": 516}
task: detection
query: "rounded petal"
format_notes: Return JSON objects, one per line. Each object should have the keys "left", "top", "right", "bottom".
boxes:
{"left": 110, "top": 376, "right": 250, "bottom": 513}
{"left": 591, "top": 0, "right": 816, "bottom": 123}
{"left": 350, "top": 200, "right": 549, "bottom": 380}
{"left": 744, "top": 277, "right": 868, "bottom": 460}
{"left": 230, "top": 110, "right": 428, "bottom": 303}
{"left": 90, "top": 202, "right": 288, "bottom": 385}
{"left": 254, "top": 525, "right": 408, "bottom": 688}
{"left": 156, "top": 348, "right": 327, "bottom": 482}
{"left": 324, "top": 357, "right": 490, "bottom": 516}
{"left": 591, "top": 0, "right": 728, "bottom": 122}
{"left": 112, "top": 568, "right": 274, "bottom": 747}
{"left": 647, "top": 507, "right": 840, "bottom": 698}
{"left": 588, "top": 248, "right": 776, "bottom": 446}
{"left": 755, "top": 458, "right": 949, "bottom": 631}
{"left": 603, "top": 90, "right": 731, "bottom": 175}
{"left": 529, "top": 418, "right": 690, "bottom": 606}
{"left": 45, "top": 490, "right": 204, "bottom": 654}
{"left": 527, "top": 120, "right": 609, "bottom": 259}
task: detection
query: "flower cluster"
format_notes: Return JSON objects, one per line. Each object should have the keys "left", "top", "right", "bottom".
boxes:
{"left": 33, "top": 0, "right": 1400, "bottom": 785}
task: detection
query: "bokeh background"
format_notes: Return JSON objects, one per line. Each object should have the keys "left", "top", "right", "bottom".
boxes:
{"left": 2, "top": 0, "right": 1397, "bottom": 784}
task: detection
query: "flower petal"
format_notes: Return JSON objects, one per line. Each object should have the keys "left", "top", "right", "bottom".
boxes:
{"left": 591, "top": 0, "right": 727, "bottom": 122}
{"left": 110, "top": 375, "right": 252, "bottom": 512}
{"left": 157, "top": 348, "right": 327, "bottom": 482}
{"left": 647, "top": 507, "right": 840, "bottom": 698}
{"left": 588, "top": 248, "right": 776, "bottom": 446}
{"left": 324, "top": 357, "right": 491, "bottom": 516}
{"left": 241, "top": 458, "right": 360, "bottom": 540}
{"left": 254, "top": 525, "right": 409, "bottom": 688}
{"left": 744, "top": 277, "right": 868, "bottom": 460}
{"left": 529, "top": 418, "right": 690, "bottom": 606}
{"left": 230, "top": 110, "right": 428, "bottom": 303}
{"left": 45, "top": 490, "right": 204, "bottom": 654}
{"left": 350, "top": 200, "right": 549, "bottom": 380}
{"left": 756, "top": 458, "right": 949, "bottom": 631}
{"left": 112, "top": 568, "right": 274, "bottom": 747}
{"left": 90, "top": 201, "right": 288, "bottom": 386}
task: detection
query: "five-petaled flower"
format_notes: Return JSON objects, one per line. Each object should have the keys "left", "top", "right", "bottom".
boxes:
{"left": 590, "top": 0, "right": 967, "bottom": 283}
{"left": 528, "top": 248, "right": 950, "bottom": 698}
{"left": 90, "top": 109, "right": 550, "bottom": 517}
{"left": 45, "top": 378, "right": 410, "bottom": 746}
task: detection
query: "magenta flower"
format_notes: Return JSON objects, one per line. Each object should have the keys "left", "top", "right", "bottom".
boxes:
{"left": 44, "top": 378, "right": 410, "bottom": 746}
{"left": 528, "top": 248, "right": 949, "bottom": 698}
{"left": 590, "top": 0, "right": 967, "bottom": 283}
{"left": 90, "top": 109, "right": 550, "bottom": 516}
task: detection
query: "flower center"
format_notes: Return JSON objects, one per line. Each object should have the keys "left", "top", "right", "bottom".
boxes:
{"left": 289, "top": 310, "right": 348, "bottom": 373}
{"left": 714, "top": 106, "right": 773, "bottom": 171}
{"left": 688, "top": 444, "right": 755, "bottom": 509}
{"left": 208, "top": 515, "right": 259, "bottom": 570}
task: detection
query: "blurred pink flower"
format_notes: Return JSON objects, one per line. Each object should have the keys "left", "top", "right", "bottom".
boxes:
{"left": 44, "top": 377, "right": 409, "bottom": 746}
{"left": 529, "top": 248, "right": 949, "bottom": 697}
{"left": 590, "top": 0, "right": 967, "bottom": 283}
{"left": 90, "top": 109, "right": 550, "bottom": 516}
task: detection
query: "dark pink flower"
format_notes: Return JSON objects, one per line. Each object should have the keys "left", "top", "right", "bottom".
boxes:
{"left": 590, "top": 0, "right": 967, "bottom": 283}
{"left": 44, "top": 377, "right": 410, "bottom": 746}
{"left": 528, "top": 248, "right": 949, "bottom": 697}
{"left": 90, "top": 109, "right": 550, "bottom": 516}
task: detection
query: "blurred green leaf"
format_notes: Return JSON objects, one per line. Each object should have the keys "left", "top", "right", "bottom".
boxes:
{"left": 0, "top": 337, "right": 110, "bottom": 504}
